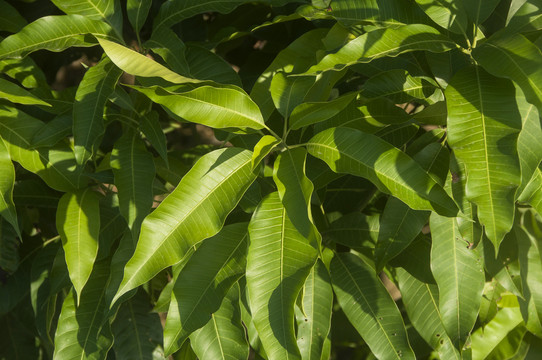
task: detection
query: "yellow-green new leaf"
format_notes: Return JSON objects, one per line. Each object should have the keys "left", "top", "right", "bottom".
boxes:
{"left": 0, "top": 138, "right": 19, "bottom": 238}
{"left": 306, "top": 127, "right": 458, "bottom": 216}
{"left": 113, "top": 148, "right": 258, "bottom": 303}
{"left": 0, "top": 78, "right": 50, "bottom": 107}
{"left": 446, "top": 66, "right": 522, "bottom": 248}
{"left": 247, "top": 192, "right": 318, "bottom": 360}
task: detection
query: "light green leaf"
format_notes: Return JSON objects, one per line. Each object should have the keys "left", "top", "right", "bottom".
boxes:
{"left": 304, "top": 24, "right": 455, "bottom": 75}
{"left": 114, "top": 147, "right": 258, "bottom": 303}
{"left": 127, "top": 0, "right": 152, "bottom": 34}
{"left": 0, "top": 56, "right": 48, "bottom": 88}
{"left": 0, "top": 15, "right": 116, "bottom": 59}
{"left": 297, "top": 260, "right": 333, "bottom": 360}
{"left": 163, "top": 223, "right": 248, "bottom": 355}
{"left": 306, "top": 127, "right": 458, "bottom": 216}
{"left": 289, "top": 92, "right": 358, "bottom": 130}
{"left": 330, "top": 252, "right": 415, "bottom": 360}
{"left": 56, "top": 188, "right": 101, "bottom": 301}
{"left": 247, "top": 192, "right": 318, "bottom": 360}
{"left": 140, "top": 111, "right": 168, "bottom": 166}
{"left": 0, "top": 0, "right": 27, "bottom": 33}
{"left": 74, "top": 56, "right": 122, "bottom": 165}
{"left": 190, "top": 283, "right": 250, "bottom": 360}
{"left": 430, "top": 213, "right": 485, "bottom": 349}
{"left": 397, "top": 268, "right": 460, "bottom": 359}
{"left": 414, "top": 0, "right": 468, "bottom": 34}
{"left": 270, "top": 72, "right": 315, "bottom": 118}
{"left": 51, "top": 0, "right": 122, "bottom": 35}
{"left": 446, "top": 66, "right": 522, "bottom": 248}
{"left": 145, "top": 27, "right": 190, "bottom": 75}
{"left": 130, "top": 84, "right": 266, "bottom": 131}
{"left": 0, "top": 138, "right": 19, "bottom": 238}
{"left": 110, "top": 130, "right": 156, "bottom": 240}
{"left": 520, "top": 169, "right": 542, "bottom": 216}
{"left": 505, "top": 0, "right": 542, "bottom": 35}
{"left": 0, "top": 78, "right": 50, "bottom": 107}
{"left": 252, "top": 135, "right": 280, "bottom": 170}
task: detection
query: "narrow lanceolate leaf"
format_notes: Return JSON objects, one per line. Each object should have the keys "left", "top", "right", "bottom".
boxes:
{"left": 306, "top": 127, "right": 458, "bottom": 216}
{"left": 414, "top": 0, "right": 468, "bottom": 34}
{"left": 53, "top": 260, "right": 113, "bottom": 360}
{"left": 374, "top": 198, "right": 429, "bottom": 272}
{"left": 0, "top": 78, "right": 50, "bottom": 107}
{"left": 190, "top": 283, "right": 250, "bottom": 360}
{"left": 111, "top": 288, "right": 165, "bottom": 360}
{"left": 330, "top": 252, "right": 415, "bottom": 360}
{"left": 289, "top": 92, "right": 358, "bottom": 130}
{"left": 130, "top": 85, "right": 266, "bottom": 131}
{"left": 98, "top": 39, "right": 198, "bottom": 84}
{"left": 252, "top": 135, "right": 280, "bottom": 170}
{"left": 51, "top": 0, "right": 122, "bottom": 35}
{"left": 0, "top": 15, "right": 115, "bottom": 59}
{"left": 446, "top": 66, "right": 522, "bottom": 248}
{"left": 163, "top": 223, "right": 249, "bottom": 355}
{"left": 247, "top": 192, "right": 318, "bottom": 360}
{"left": 304, "top": 24, "right": 455, "bottom": 75}
{"left": 397, "top": 268, "right": 460, "bottom": 359}
{"left": 473, "top": 34, "right": 542, "bottom": 114}
{"left": 430, "top": 213, "right": 484, "bottom": 350}
{"left": 114, "top": 148, "right": 258, "bottom": 303}
{"left": 140, "top": 112, "right": 168, "bottom": 166}
{"left": 74, "top": 56, "right": 122, "bottom": 165}
{"left": 297, "top": 260, "right": 333, "bottom": 360}
{"left": 0, "top": 0, "right": 27, "bottom": 33}
{"left": 111, "top": 131, "right": 155, "bottom": 239}
{"left": 127, "top": 0, "right": 152, "bottom": 34}
{"left": 0, "top": 139, "right": 19, "bottom": 238}
{"left": 56, "top": 188, "right": 101, "bottom": 300}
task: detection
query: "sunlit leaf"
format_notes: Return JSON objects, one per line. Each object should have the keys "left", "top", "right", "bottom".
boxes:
{"left": 0, "top": 138, "right": 19, "bottom": 238}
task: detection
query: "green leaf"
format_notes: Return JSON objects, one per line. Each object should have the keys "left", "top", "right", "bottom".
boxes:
{"left": 323, "top": 212, "right": 379, "bottom": 252}
{"left": 297, "top": 260, "right": 333, "bottom": 360}
{"left": 190, "top": 283, "right": 250, "bottom": 360}
{"left": 251, "top": 135, "right": 280, "bottom": 170}
{"left": 0, "top": 56, "right": 48, "bottom": 88}
{"left": 270, "top": 72, "right": 316, "bottom": 118}
{"left": 111, "top": 288, "right": 166, "bottom": 360}
{"left": 397, "top": 268, "right": 460, "bottom": 359}
{"left": 0, "top": 15, "right": 116, "bottom": 59}
{"left": 362, "top": 70, "right": 439, "bottom": 104}
{"left": 304, "top": 24, "right": 455, "bottom": 75}
{"left": 145, "top": 27, "right": 190, "bottom": 75}
{"left": 330, "top": 252, "right": 415, "bottom": 360}
{"left": 140, "top": 111, "right": 168, "bottom": 166}
{"left": 446, "top": 66, "right": 522, "bottom": 248}
{"left": 289, "top": 92, "right": 358, "bottom": 130}
{"left": 247, "top": 192, "right": 318, "bottom": 360}
{"left": 73, "top": 56, "right": 122, "bottom": 165}
{"left": 51, "top": 0, "right": 122, "bottom": 35}
{"left": 414, "top": 0, "right": 468, "bottom": 34}
{"left": 430, "top": 212, "right": 485, "bottom": 349}
{"left": 110, "top": 130, "right": 156, "bottom": 239}
{"left": 0, "top": 0, "right": 27, "bottom": 33}
{"left": 56, "top": 188, "right": 101, "bottom": 301}
{"left": 306, "top": 127, "right": 458, "bottom": 216}
{"left": 127, "top": 0, "right": 152, "bottom": 35}
{"left": 114, "top": 147, "right": 258, "bottom": 303}
{"left": 130, "top": 85, "right": 266, "bottom": 131}
{"left": 0, "top": 313, "right": 39, "bottom": 359}
{"left": 163, "top": 223, "right": 248, "bottom": 355}
{"left": 460, "top": 0, "right": 500, "bottom": 25}
{"left": 505, "top": 0, "right": 542, "bottom": 35}
{"left": 31, "top": 114, "right": 72, "bottom": 148}
{"left": 0, "top": 78, "right": 50, "bottom": 107}
{"left": 0, "top": 138, "right": 19, "bottom": 238}
{"left": 186, "top": 44, "right": 242, "bottom": 86}
{"left": 0, "top": 219, "right": 19, "bottom": 273}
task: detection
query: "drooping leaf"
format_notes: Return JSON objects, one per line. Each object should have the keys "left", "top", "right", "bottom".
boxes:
{"left": 414, "top": 0, "right": 468, "bottom": 34}
{"left": 246, "top": 192, "right": 318, "bottom": 360}
{"left": 330, "top": 252, "right": 416, "bottom": 360}
{"left": 0, "top": 138, "right": 19, "bottom": 238}
{"left": 110, "top": 130, "right": 156, "bottom": 239}
{"left": 140, "top": 111, "right": 168, "bottom": 166}
{"left": 289, "top": 92, "right": 358, "bottom": 130}
{"left": 163, "top": 223, "right": 248, "bottom": 355}
{"left": 306, "top": 127, "right": 458, "bottom": 216}
{"left": 0, "top": 78, "right": 50, "bottom": 107}
{"left": 304, "top": 24, "right": 455, "bottom": 75}
{"left": 56, "top": 188, "right": 101, "bottom": 301}
{"left": 430, "top": 212, "right": 485, "bottom": 349}
{"left": 114, "top": 147, "right": 258, "bottom": 303}
{"left": 73, "top": 56, "right": 122, "bottom": 165}
{"left": 446, "top": 66, "right": 522, "bottom": 248}
{"left": 50, "top": 0, "right": 122, "bottom": 35}
{"left": 0, "top": 15, "right": 116, "bottom": 59}
{"left": 127, "top": 0, "right": 152, "bottom": 35}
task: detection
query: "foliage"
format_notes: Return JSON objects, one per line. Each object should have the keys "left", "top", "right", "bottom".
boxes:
{"left": 2, "top": 0, "right": 542, "bottom": 359}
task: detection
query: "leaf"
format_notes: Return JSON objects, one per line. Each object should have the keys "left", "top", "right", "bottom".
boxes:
{"left": 0, "top": 15, "right": 116, "bottom": 59}
{"left": 289, "top": 92, "right": 358, "bottom": 130}
{"left": 0, "top": 0, "right": 27, "bottom": 33}
{"left": 31, "top": 114, "right": 72, "bottom": 148}
{"left": 163, "top": 223, "right": 249, "bottom": 355}
{"left": 130, "top": 85, "right": 266, "bottom": 131}
{"left": 505, "top": 0, "right": 542, "bottom": 35}
{"left": 98, "top": 38, "right": 198, "bottom": 84}
{"left": 396, "top": 268, "right": 460, "bottom": 359}
{"left": 296, "top": 260, "right": 333, "bottom": 360}
{"left": 140, "top": 111, "right": 168, "bottom": 166}
{"left": 51, "top": 0, "right": 122, "bottom": 35}
{"left": 186, "top": 44, "right": 242, "bottom": 86}
{"left": 0, "top": 219, "right": 19, "bottom": 273}
{"left": 362, "top": 70, "right": 438, "bottom": 104}
{"left": 414, "top": 0, "right": 468, "bottom": 34}
{"left": 323, "top": 212, "right": 379, "bottom": 252}
{"left": 430, "top": 212, "right": 485, "bottom": 349}
{"left": 374, "top": 198, "right": 429, "bottom": 272}
{"left": 330, "top": 252, "right": 416, "bottom": 360}
{"left": 190, "top": 283, "right": 250, "bottom": 360}
{"left": 306, "top": 127, "right": 458, "bottom": 216}
{"left": 113, "top": 147, "right": 258, "bottom": 303}
{"left": 0, "top": 78, "right": 50, "bottom": 107}
{"left": 304, "top": 24, "right": 455, "bottom": 75}
{"left": 127, "top": 0, "right": 152, "bottom": 34}
{"left": 110, "top": 130, "right": 156, "bottom": 239}
{"left": 246, "top": 192, "right": 318, "bottom": 360}
{"left": 460, "top": 0, "right": 500, "bottom": 25}
{"left": 252, "top": 135, "right": 280, "bottom": 170}
{"left": 0, "top": 138, "right": 19, "bottom": 238}
{"left": 111, "top": 288, "right": 166, "bottom": 360}
{"left": 73, "top": 56, "right": 122, "bottom": 165}
{"left": 445, "top": 66, "right": 522, "bottom": 248}
{"left": 145, "top": 27, "right": 190, "bottom": 75}
{"left": 56, "top": 188, "right": 101, "bottom": 301}
{"left": 270, "top": 72, "right": 316, "bottom": 118}
{"left": 0, "top": 56, "right": 48, "bottom": 88}
{"left": 0, "top": 313, "right": 39, "bottom": 360}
